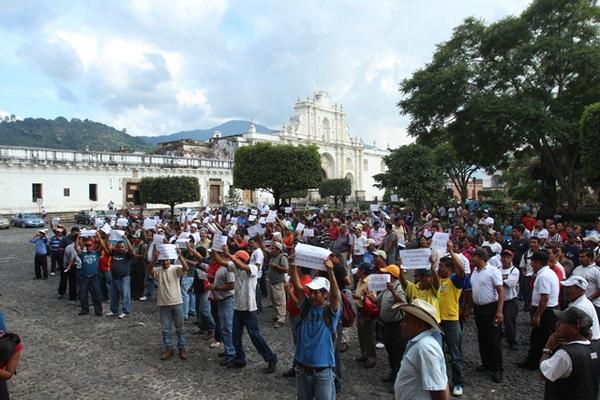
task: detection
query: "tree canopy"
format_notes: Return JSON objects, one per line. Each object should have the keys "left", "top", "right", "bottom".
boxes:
{"left": 140, "top": 176, "right": 200, "bottom": 218}
{"left": 319, "top": 178, "right": 352, "bottom": 208}
{"left": 580, "top": 102, "right": 600, "bottom": 184}
{"left": 233, "top": 142, "right": 321, "bottom": 206}
{"left": 399, "top": 0, "right": 600, "bottom": 211}
{"left": 374, "top": 144, "right": 445, "bottom": 209}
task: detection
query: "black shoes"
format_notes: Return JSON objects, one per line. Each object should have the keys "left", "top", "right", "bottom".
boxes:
{"left": 78, "top": 311, "right": 89, "bottom": 316}
{"left": 226, "top": 361, "right": 246, "bottom": 369}
{"left": 266, "top": 358, "right": 278, "bottom": 374}
{"left": 475, "top": 365, "right": 488, "bottom": 372}
{"left": 491, "top": 371, "right": 503, "bottom": 383}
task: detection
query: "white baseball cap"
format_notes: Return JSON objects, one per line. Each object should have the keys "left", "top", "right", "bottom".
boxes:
{"left": 560, "top": 276, "right": 588, "bottom": 290}
{"left": 306, "top": 277, "right": 330, "bottom": 292}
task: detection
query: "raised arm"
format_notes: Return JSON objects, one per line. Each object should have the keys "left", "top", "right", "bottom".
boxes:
{"left": 447, "top": 240, "right": 464, "bottom": 279}
{"left": 96, "top": 231, "right": 109, "bottom": 255}
{"left": 289, "top": 262, "right": 305, "bottom": 305}
{"left": 430, "top": 254, "right": 440, "bottom": 290}
{"left": 325, "top": 259, "right": 340, "bottom": 312}
{"left": 178, "top": 248, "right": 189, "bottom": 274}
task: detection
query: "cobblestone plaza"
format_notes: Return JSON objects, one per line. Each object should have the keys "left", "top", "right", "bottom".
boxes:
{"left": 1, "top": 226, "right": 545, "bottom": 399}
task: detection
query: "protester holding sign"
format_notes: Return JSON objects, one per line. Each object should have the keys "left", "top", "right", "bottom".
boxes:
{"left": 352, "top": 263, "right": 377, "bottom": 369}
{"left": 149, "top": 245, "right": 190, "bottom": 361}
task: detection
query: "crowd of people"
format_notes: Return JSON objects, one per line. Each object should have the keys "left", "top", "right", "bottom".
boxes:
{"left": 3, "top": 201, "right": 600, "bottom": 399}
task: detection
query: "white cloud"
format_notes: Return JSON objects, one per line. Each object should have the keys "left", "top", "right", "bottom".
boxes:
{"left": 1, "top": 0, "right": 533, "bottom": 140}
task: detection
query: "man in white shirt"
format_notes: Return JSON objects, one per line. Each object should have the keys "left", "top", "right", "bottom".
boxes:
{"left": 213, "top": 246, "right": 278, "bottom": 373}
{"left": 532, "top": 220, "right": 550, "bottom": 243}
{"left": 518, "top": 250, "right": 559, "bottom": 370}
{"left": 482, "top": 231, "right": 503, "bottom": 256}
{"left": 519, "top": 237, "right": 542, "bottom": 311}
{"left": 352, "top": 224, "right": 368, "bottom": 266}
{"left": 479, "top": 210, "right": 494, "bottom": 228}
{"left": 572, "top": 248, "right": 600, "bottom": 322}
{"left": 369, "top": 221, "right": 386, "bottom": 248}
{"left": 469, "top": 248, "right": 504, "bottom": 383}
{"left": 393, "top": 299, "right": 449, "bottom": 400}
{"left": 498, "top": 249, "right": 520, "bottom": 350}
{"left": 560, "top": 275, "right": 600, "bottom": 340}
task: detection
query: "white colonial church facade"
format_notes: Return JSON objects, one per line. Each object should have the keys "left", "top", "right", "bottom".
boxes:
{"left": 0, "top": 91, "right": 387, "bottom": 213}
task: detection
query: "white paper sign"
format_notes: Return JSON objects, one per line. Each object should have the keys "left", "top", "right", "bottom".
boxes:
{"left": 80, "top": 229, "right": 97, "bottom": 238}
{"left": 431, "top": 232, "right": 450, "bottom": 253}
{"left": 211, "top": 235, "right": 228, "bottom": 252}
{"left": 303, "top": 228, "right": 315, "bottom": 238}
{"left": 294, "top": 243, "right": 331, "bottom": 271}
{"left": 152, "top": 234, "right": 165, "bottom": 245}
{"left": 259, "top": 217, "right": 267, "bottom": 225}
{"left": 268, "top": 210, "right": 277, "bottom": 218}
{"left": 178, "top": 232, "right": 191, "bottom": 239}
{"left": 390, "top": 194, "right": 399, "bottom": 202}
{"left": 251, "top": 209, "right": 258, "bottom": 216}
{"left": 109, "top": 229, "right": 125, "bottom": 242}
{"left": 228, "top": 225, "right": 238, "bottom": 238}
{"left": 116, "top": 217, "right": 129, "bottom": 227}
{"left": 191, "top": 232, "right": 200, "bottom": 244}
{"left": 284, "top": 207, "right": 292, "bottom": 214}
{"left": 143, "top": 218, "right": 157, "bottom": 230}
{"left": 295, "top": 223, "right": 305, "bottom": 233}
{"left": 351, "top": 267, "right": 358, "bottom": 275}
{"left": 95, "top": 218, "right": 105, "bottom": 226}
{"left": 157, "top": 244, "right": 178, "bottom": 260}
{"left": 368, "top": 274, "right": 391, "bottom": 291}
{"left": 176, "top": 238, "right": 190, "bottom": 249}
{"left": 100, "top": 223, "right": 112, "bottom": 235}
{"left": 370, "top": 204, "right": 380, "bottom": 212}
{"left": 399, "top": 248, "right": 432, "bottom": 270}
{"left": 248, "top": 224, "right": 265, "bottom": 238}
{"left": 52, "top": 217, "right": 61, "bottom": 226}
{"left": 266, "top": 215, "right": 276, "bottom": 223}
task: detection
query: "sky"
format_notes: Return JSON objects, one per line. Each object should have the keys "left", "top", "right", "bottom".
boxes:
{"left": 0, "top": 0, "right": 531, "bottom": 147}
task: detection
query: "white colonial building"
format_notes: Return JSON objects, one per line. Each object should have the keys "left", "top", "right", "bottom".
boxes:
{"left": 217, "top": 90, "right": 388, "bottom": 204}
{"left": 0, "top": 146, "right": 233, "bottom": 214}
{"left": 0, "top": 91, "right": 388, "bottom": 213}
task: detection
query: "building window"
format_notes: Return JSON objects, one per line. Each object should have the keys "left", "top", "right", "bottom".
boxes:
{"left": 63, "top": 188, "right": 70, "bottom": 197}
{"left": 32, "top": 183, "right": 43, "bottom": 203}
{"left": 363, "top": 159, "right": 369, "bottom": 172}
{"left": 89, "top": 184, "right": 97, "bottom": 201}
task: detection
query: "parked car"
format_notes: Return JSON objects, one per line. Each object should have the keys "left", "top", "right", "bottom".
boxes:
{"left": 73, "top": 210, "right": 93, "bottom": 225}
{"left": 11, "top": 213, "right": 45, "bottom": 228}
{"left": 0, "top": 215, "right": 10, "bottom": 229}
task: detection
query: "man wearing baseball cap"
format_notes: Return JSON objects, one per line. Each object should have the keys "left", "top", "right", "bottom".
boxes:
{"left": 392, "top": 299, "right": 449, "bottom": 399}
{"left": 561, "top": 275, "right": 600, "bottom": 341}
{"left": 499, "top": 249, "right": 520, "bottom": 351}
{"left": 289, "top": 257, "right": 341, "bottom": 399}
{"left": 540, "top": 307, "right": 599, "bottom": 400}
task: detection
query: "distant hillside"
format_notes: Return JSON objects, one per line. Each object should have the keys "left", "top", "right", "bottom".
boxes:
{"left": 141, "top": 120, "right": 275, "bottom": 145}
{"left": 0, "top": 117, "right": 150, "bottom": 152}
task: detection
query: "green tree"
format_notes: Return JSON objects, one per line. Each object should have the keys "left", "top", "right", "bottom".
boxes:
{"left": 432, "top": 141, "right": 478, "bottom": 205}
{"left": 224, "top": 186, "right": 242, "bottom": 208}
{"left": 374, "top": 144, "right": 445, "bottom": 209}
{"left": 399, "top": 0, "right": 600, "bottom": 212}
{"left": 233, "top": 142, "right": 321, "bottom": 207}
{"left": 319, "top": 178, "right": 351, "bottom": 208}
{"left": 580, "top": 102, "right": 600, "bottom": 184}
{"left": 140, "top": 176, "right": 200, "bottom": 219}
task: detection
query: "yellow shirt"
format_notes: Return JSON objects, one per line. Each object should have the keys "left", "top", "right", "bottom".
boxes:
{"left": 405, "top": 280, "right": 441, "bottom": 322}
{"left": 438, "top": 275, "right": 463, "bottom": 321}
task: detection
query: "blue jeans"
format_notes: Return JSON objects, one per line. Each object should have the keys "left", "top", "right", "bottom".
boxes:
{"left": 441, "top": 320, "right": 464, "bottom": 386}
{"left": 110, "top": 275, "right": 131, "bottom": 315}
{"left": 180, "top": 276, "right": 196, "bottom": 318}
{"left": 232, "top": 310, "right": 277, "bottom": 365}
{"left": 144, "top": 271, "right": 155, "bottom": 298}
{"left": 218, "top": 296, "right": 235, "bottom": 358}
{"left": 159, "top": 304, "right": 187, "bottom": 350}
{"left": 195, "top": 291, "right": 215, "bottom": 331}
{"left": 0, "top": 309, "right": 7, "bottom": 332}
{"left": 100, "top": 271, "right": 112, "bottom": 302}
{"left": 79, "top": 275, "right": 103, "bottom": 314}
{"left": 295, "top": 366, "right": 336, "bottom": 400}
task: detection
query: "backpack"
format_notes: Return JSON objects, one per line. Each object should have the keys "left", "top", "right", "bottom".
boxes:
{"left": 340, "top": 292, "right": 355, "bottom": 328}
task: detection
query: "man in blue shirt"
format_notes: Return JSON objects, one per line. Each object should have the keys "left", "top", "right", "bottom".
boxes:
{"left": 48, "top": 229, "right": 63, "bottom": 276}
{"left": 289, "top": 257, "right": 341, "bottom": 400}
{"left": 75, "top": 232, "right": 107, "bottom": 316}
{"left": 30, "top": 230, "right": 49, "bottom": 279}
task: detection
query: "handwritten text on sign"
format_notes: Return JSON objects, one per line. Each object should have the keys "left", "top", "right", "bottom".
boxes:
{"left": 294, "top": 243, "right": 331, "bottom": 271}
{"left": 368, "top": 274, "right": 391, "bottom": 291}
{"left": 399, "top": 248, "right": 432, "bottom": 270}
{"left": 431, "top": 232, "right": 449, "bottom": 253}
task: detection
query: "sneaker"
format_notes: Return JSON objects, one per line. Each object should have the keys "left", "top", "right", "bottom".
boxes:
{"left": 105, "top": 311, "right": 116, "bottom": 317}
{"left": 210, "top": 341, "right": 223, "bottom": 349}
{"left": 139, "top": 296, "right": 147, "bottom": 301}
{"left": 452, "top": 385, "right": 464, "bottom": 396}
{"left": 118, "top": 313, "right": 128, "bottom": 319}
{"left": 376, "top": 342, "right": 385, "bottom": 349}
